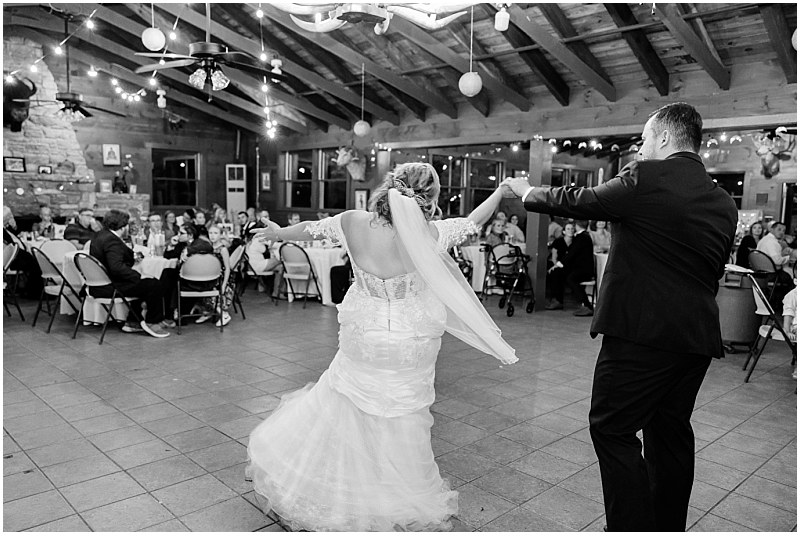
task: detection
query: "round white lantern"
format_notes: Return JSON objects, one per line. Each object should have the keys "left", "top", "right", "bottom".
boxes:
{"left": 141, "top": 27, "right": 166, "bottom": 52}
{"left": 459, "top": 71, "right": 482, "bottom": 97}
{"left": 354, "top": 120, "right": 371, "bottom": 137}
{"left": 793, "top": 29, "right": 797, "bottom": 51}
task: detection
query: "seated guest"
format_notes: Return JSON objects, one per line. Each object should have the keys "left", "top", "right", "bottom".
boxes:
{"left": 4, "top": 205, "right": 43, "bottom": 298}
{"left": 495, "top": 210, "right": 508, "bottom": 222}
{"left": 246, "top": 207, "right": 257, "bottom": 224}
{"left": 212, "top": 205, "right": 228, "bottom": 226}
{"left": 180, "top": 208, "right": 195, "bottom": 227}
{"left": 64, "top": 207, "right": 97, "bottom": 248}
{"left": 483, "top": 218, "right": 507, "bottom": 248}
{"left": 757, "top": 221, "right": 795, "bottom": 309}
{"left": 163, "top": 211, "right": 177, "bottom": 242}
{"left": 237, "top": 210, "right": 256, "bottom": 240}
{"left": 735, "top": 221, "right": 764, "bottom": 267}
{"left": 196, "top": 224, "right": 234, "bottom": 327}
{"left": 317, "top": 211, "right": 331, "bottom": 220}
{"left": 89, "top": 209, "right": 169, "bottom": 338}
{"left": 194, "top": 210, "right": 208, "bottom": 229}
{"left": 547, "top": 220, "right": 594, "bottom": 316}
{"left": 32, "top": 205, "right": 56, "bottom": 239}
{"left": 164, "top": 224, "right": 213, "bottom": 260}
{"left": 287, "top": 212, "right": 301, "bottom": 226}
{"left": 590, "top": 220, "right": 612, "bottom": 254}
{"left": 257, "top": 210, "right": 272, "bottom": 228}
{"left": 246, "top": 234, "right": 284, "bottom": 298}
{"left": 505, "top": 214, "right": 525, "bottom": 244}
{"left": 144, "top": 212, "right": 166, "bottom": 253}
{"left": 548, "top": 215, "right": 563, "bottom": 246}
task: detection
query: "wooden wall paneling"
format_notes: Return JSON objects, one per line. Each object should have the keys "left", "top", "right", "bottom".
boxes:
{"left": 758, "top": 4, "right": 797, "bottom": 83}
{"left": 526, "top": 139, "right": 553, "bottom": 312}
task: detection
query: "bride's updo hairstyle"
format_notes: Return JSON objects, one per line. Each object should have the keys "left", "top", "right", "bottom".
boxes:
{"left": 369, "top": 162, "right": 441, "bottom": 226}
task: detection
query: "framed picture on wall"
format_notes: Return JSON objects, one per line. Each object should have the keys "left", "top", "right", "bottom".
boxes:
{"left": 4, "top": 157, "right": 26, "bottom": 172}
{"left": 354, "top": 188, "right": 369, "bottom": 211}
{"left": 102, "top": 144, "right": 121, "bottom": 166}
{"left": 99, "top": 179, "right": 112, "bottom": 193}
{"left": 261, "top": 171, "right": 271, "bottom": 191}
{"left": 38, "top": 165, "right": 52, "bottom": 174}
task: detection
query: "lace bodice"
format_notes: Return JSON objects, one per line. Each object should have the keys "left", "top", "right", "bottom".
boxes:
{"left": 431, "top": 218, "right": 481, "bottom": 250}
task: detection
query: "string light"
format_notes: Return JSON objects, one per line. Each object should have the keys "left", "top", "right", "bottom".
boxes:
{"left": 54, "top": 46, "right": 63, "bottom": 55}
{"left": 85, "top": 19, "right": 94, "bottom": 29}
{"left": 169, "top": 31, "right": 177, "bottom": 40}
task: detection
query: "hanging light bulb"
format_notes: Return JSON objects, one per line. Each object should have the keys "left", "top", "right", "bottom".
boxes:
{"left": 188, "top": 67, "right": 207, "bottom": 89}
{"left": 142, "top": 27, "right": 166, "bottom": 51}
{"left": 511, "top": 143, "right": 520, "bottom": 152}
{"left": 88, "top": 67, "right": 98, "bottom": 77}
{"left": 5, "top": 74, "right": 14, "bottom": 83}
{"left": 459, "top": 7, "right": 482, "bottom": 97}
{"left": 354, "top": 63, "right": 371, "bottom": 136}
{"left": 260, "top": 52, "right": 268, "bottom": 62}
{"left": 85, "top": 19, "right": 95, "bottom": 29}
{"left": 30, "top": 64, "right": 38, "bottom": 73}
{"left": 494, "top": 5, "right": 510, "bottom": 31}
{"left": 133, "top": 95, "right": 141, "bottom": 102}
{"left": 210, "top": 67, "right": 230, "bottom": 91}
{"left": 169, "top": 31, "right": 177, "bottom": 40}
{"left": 110, "top": 78, "right": 118, "bottom": 86}
{"left": 15, "top": 187, "right": 24, "bottom": 196}
{"left": 261, "top": 83, "right": 269, "bottom": 93}
{"left": 115, "top": 86, "right": 123, "bottom": 94}
{"left": 256, "top": 7, "right": 264, "bottom": 18}
{"left": 54, "top": 46, "right": 63, "bottom": 55}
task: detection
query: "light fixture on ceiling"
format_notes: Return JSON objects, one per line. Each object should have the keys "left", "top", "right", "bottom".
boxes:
{"left": 156, "top": 88, "right": 167, "bottom": 108}
{"left": 494, "top": 4, "right": 510, "bottom": 31}
{"left": 187, "top": 64, "right": 230, "bottom": 91}
{"left": 353, "top": 63, "right": 370, "bottom": 136}
{"left": 273, "top": 3, "right": 473, "bottom": 34}
{"left": 142, "top": 2, "right": 166, "bottom": 51}
{"left": 459, "top": 6, "right": 482, "bottom": 97}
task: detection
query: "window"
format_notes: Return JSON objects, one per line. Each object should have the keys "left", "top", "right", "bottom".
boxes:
{"left": 710, "top": 172, "right": 745, "bottom": 209}
{"left": 319, "top": 149, "right": 348, "bottom": 210}
{"left": 152, "top": 150, "right": 198, "bottom": 208}
{"left": 469, "top": 158, "right": 502, "bottom": 212}
{"left": 284, "top": 150, "right": 313, "bottom": 208}
{"left": 552, "top": 166, "right": 594, "bottom": 188}
{"left": 432, "top": 154, "right": 464, "bottom": 217}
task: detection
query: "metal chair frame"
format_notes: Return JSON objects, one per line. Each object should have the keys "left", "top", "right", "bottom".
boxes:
{"left": 30, "top": 247, "right": 80, "bottom": 333}
{"left": 72, "top": 252, "right": 142, "bottom": 345}
{"left": 227, "top": 245, "right": 246, "bottom": 320}
{"left": 279, "top": 242, "right": 322, "bottom": 309}
{"left": 747, "top": 249, "right": 781, "bottom": 302}
{"left": 176, "top": 254, "right": 224, "bottom": 335}
{"left": 3, "top": 243, "right": 24, "bottom": 321}
{"left": 240, "top": 250, "right": 279, "bottom": 306}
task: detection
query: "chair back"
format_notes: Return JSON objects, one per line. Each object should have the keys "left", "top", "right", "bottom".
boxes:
{"left": 746, "top": 273, "right": 775, "bottom": 317}
{"left": 228, "top": 245, "right": 244, "bottom": 272}
{"left": 3, "top": 243, "right": 19, "bottom": 272}
{"left": 83, "top": 240, "right": 92, "bottom": 251}
{"left": 179, "top": 254, "right": 222, "bottom": 282}
{"left": 748, "top": 250, "right": 776, "bottom": 273}
{"left": 280, "top": 243, "right": 313, "bottom": 278}
{"left": 40, "top": 239, "right": 77, "bottom": 265}
{"left": 73, "top": 252, "right": 113, "bottom": 288}
{"left": 31, "top": 247, "right": 64, "bottom": 281}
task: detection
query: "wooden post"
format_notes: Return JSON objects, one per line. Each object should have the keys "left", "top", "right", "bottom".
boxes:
{"left": 526, "top": 139, "right": 553, "bottom": 311}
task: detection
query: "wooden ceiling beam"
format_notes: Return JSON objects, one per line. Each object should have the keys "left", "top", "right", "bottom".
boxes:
{"left": 96, "top": 5, "right": 349, "bottom": 131}
{"left": 388, "top": 17, "right": 531, "bottom": 112}
{"left": 507, "top": 4, "right": 617, "bottom": 102}
{"left": 758, "top": 4, "right": 797, "bottom": 84}
{"left": 604, "top": 3, "right": 670, "bottom": 97}
{"left": 157, "top": 2, "right": 399, "bottom": 125}
{"left": 258, "top": 3, "right": 458, "bottom": 120}
{"left": 5, "top": 26, "right": 268, "bottom": 135}
{"left": 536, "top": 3, "right": 613, "bottom": 85}
{"left": 655, "top": 3, "right": 730, "bottom": 90}
{"left": 679, "top": 4, "right": 724, "bottom": 65}
{"left": 483, "top": 4, "right": 569, "bottom": 107}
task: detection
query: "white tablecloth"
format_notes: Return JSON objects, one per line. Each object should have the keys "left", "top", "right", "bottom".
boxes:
{"left": 285, "top": 247, "right": 348, "bottom": 306}
{"left": 60, "top": 250, "right": 176, "bottom": 323}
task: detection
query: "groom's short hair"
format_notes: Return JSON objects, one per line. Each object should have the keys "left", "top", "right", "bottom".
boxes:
{"left": 575, "top": 220, "right": 589, "bottom": 230}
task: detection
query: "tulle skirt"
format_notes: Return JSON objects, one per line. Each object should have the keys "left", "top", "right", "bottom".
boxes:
{"left": 246, "top": 369, "right": 458, "bottom": 532}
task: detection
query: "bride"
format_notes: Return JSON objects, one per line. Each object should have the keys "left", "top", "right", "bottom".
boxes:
{"left": 246, "top": 163, "right": 517, "bottom": 532}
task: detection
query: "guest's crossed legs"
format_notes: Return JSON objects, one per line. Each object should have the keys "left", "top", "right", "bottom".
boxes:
{"left": 589, "top": 336, "right": 711, "bottom": 531}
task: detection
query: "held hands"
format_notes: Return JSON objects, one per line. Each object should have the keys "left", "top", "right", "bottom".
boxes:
{"left": 251, "top": 220, "right": 281, "bottom": 243}
{"left": 501, "top": 177, "right": 532, "bottom": 199}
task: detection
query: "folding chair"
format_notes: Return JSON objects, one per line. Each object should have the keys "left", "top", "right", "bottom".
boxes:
{"left": 3, "top": 243, "right": 24, "bottom": 321}
{"left": 279, "top": 242, "right": 321, "bottom": 309}
{"left": 227, "top": 245, "right": 246, "bottom": 320}
{"left": 176, "top": 254, "right": 224, "bottom": 334}
{"left": 39, "top": 239, "right": 77, "bottom": 265}
{"left": 72, "top": 252, "right": 142, "bottom": 345}
{"left": 748, "top": 250, "right": 780, "bottom": 302}
{"left": 31, "top": 247, "right": 80, "bottom": 333}
{"left": 241, "top": 246, "right": 279, "bottom": 306}
{"left": 727, "top": 265, "right": 797, "bottom": 382}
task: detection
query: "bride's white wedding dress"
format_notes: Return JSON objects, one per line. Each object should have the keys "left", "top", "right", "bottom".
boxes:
{"left": 247, "top": 196, "right": 516, "bottom": 532}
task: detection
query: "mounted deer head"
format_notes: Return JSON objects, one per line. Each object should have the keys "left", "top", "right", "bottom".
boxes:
{"left": 752, "top": 132, "right": 796, "bottom": 178}
{"left": 3, "top": 77, "right": 37, "bottom": 132}
{"left": 336, "top": 146, "right": 366, "bottom": 182}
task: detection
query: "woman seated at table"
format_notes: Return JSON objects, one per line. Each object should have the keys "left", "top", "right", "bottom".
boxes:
{"left": 163, "top": 211, "right": 178, "bottom": 242}
{"left": 162, "top": 224, "right": 214, "bottom": 324}
{"left": 505, "top": 214, "right": 525, "bottom": 244}
{"left": 32, "top": 205, "right": 56, "bottom": 239}
{"left": 483, "top": 218, "right": 508, "bottom": 248}
{"left": 246, "top": 232, "right": 284, "bottom": 299}
{"left": 590, "top": 220, "right": 611, "bottom": 254}
{"left": 735, "top": 221, "right": 764, "bottom": 268}
{"left": 196, "top": 225, "right": 234, "bottom": 327}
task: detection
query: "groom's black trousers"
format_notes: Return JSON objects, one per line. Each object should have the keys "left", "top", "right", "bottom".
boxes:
{"left": 589, "top": 336, "right": 711, "bottom": 531}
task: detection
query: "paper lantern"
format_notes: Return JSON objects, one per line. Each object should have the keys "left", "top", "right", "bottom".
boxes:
{"left": 141, "top": 27, "right": 166, "bottom": 52}
{"left": 459, "top": 72, "right": 482, "bottom": 97}
{"left": 354, "top": 120, "right": 371, "bottom": 137}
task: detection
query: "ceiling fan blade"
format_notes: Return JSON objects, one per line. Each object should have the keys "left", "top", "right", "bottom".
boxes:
{"left": 135, "top": 52, "right": 194, "bottom": 60}
{"left": 84, "top": 104, "right": 127, "bottom": 118}
{"left": 134, "top": 59, "right": 198, "bottom": 74}
{"left": 225, "top": 61, "right": 287, "bottom": 82}
{"left": 73, "top": 105, "right": 93, "bottom": 118}
{"left": 217, "top": 51, "right": 256, "bottom": 62}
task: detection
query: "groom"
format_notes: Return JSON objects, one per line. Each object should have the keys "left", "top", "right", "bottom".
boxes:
{"left": 503, "top": 103, "right": 737, "bottom": 531}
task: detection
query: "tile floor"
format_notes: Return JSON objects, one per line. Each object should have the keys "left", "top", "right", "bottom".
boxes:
{"left": 3, "top": 292, "right": 797, "bottom": 532}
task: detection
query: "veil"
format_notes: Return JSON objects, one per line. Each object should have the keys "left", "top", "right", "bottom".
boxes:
{"left": 388, "top": 189, "right": 518, "bottom": 365}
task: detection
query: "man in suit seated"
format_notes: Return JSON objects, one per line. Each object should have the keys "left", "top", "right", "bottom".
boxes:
{"left": 64, "top": 207, "right": 98, "bottom": 248}
{"left": 237, "top": 210, "right": 256, "bottom": 241}
{"left": 89, "top": 209, "right": 169, "bottom": 338}
{"left": 552, "top": 219, "right": 595, "bottom": 316}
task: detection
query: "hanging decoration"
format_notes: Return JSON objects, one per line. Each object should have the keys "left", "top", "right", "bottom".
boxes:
{"left": 459, "top": 6, "right": 482, "bottom": 97}
{"left": 142, "top": 3, "right": 166, "bottom": 51}
{"left": 353, "top": 63, "right": 371, "bottom": 137}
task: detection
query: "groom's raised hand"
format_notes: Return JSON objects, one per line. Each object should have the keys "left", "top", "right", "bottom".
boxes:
{"left": 501, "top": 178, "right": 532, "bottom": 199}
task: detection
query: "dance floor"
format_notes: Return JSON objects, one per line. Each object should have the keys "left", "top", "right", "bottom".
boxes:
{"left": 3, "top": 292, "right": 796, "bottom": 531}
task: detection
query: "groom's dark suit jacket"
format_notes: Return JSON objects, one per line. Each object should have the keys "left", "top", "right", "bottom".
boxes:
{"left": 524, "top": 152, "right": 737, "bottom": 358}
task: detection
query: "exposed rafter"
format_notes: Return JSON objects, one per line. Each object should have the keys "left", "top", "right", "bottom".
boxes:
{"left": 507, "top": 4, "right": 616, "bottom": 102}
{"left": 655, "top": 3, "right": 730, "bottom": 90}
{"left": 758, "top": 4, "right": 797, "bottom": 84}
{"left": 604, "top": 3, "right": 669, "bottom": 96}
{"left": 482, "top": 3, "right": 569, "bottom": 107}
{"left": 259, "top": 3, "right": 458, "bottom": 120}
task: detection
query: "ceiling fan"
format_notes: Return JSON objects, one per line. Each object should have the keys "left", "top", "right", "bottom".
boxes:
{"left": 15, "top": 8, "right": 126, "bottom": 121}
{"left": 133, "top": 3, "right": 286, "bottom": 93}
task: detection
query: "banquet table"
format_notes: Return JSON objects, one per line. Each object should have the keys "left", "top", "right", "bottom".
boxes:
{"left": 60, "top": 250, "right": 177, "bottom": 323}
{"left": 285, "top": 245, "right": 348, "bottom": 306}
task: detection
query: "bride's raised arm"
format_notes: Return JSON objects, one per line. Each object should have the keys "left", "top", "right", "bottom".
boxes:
{"left": 467, "top": 186, "right": 507, "bottom": 227}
